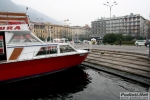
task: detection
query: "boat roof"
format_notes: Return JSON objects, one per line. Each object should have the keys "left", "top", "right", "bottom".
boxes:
{"left": 0, "top": 12, "right": 28, "bottom": 24}
{"left": 0, "top": 12, "right": 29, "bottom": 32}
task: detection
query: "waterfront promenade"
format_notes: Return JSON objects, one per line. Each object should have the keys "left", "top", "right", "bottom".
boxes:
{"left": 74, "top": 44, "right": 149, "bottom": 55}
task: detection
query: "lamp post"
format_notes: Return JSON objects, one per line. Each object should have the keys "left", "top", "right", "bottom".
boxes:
{"left": 36, "top": 18, "right": 44, "bottom": 37}
{"left": 68, "top": 23, "right": 73, "bottom": 42}
{"left": 103, "top": 1, "right": 118, "bottom": 34}
{"left": 48, "top": 25, "right": 53, "bottom": 43}
{"left": 143, "top": 19, "right": 146, "bottom": 40}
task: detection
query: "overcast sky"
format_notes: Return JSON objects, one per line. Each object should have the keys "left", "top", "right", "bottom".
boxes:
{"left": 12, "top": 0, "right": 150, "bottom": 26}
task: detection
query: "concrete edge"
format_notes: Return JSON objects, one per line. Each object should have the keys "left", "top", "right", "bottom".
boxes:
{"left": 89, "top": 53, "right": 150, "bottom": 63}
{"left": 92, "top": 49, "right": 150, "bottom": 60}
{"left": 87, "top": 55, "right": 150, "bottom": 68}
{"left": 81, "top": 62, "right": 150, "bottom": 86}
{"left": 93, "top": 49, "right": 148, "bottom": 56}
{"left": 148, "top": 87, "right": 150, "bottom": 100}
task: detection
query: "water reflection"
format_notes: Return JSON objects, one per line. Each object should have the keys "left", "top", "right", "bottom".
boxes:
{"left": 0, "top": 66, "right": 148, "bottom": 100}
{"left": 0, "top": 66, "right": 91, "bottom": 100}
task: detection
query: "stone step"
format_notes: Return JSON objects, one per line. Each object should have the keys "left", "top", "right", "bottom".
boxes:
{"left": 91, "top": 49, "right": 149, "bottom": 61}
{"left": 86, "top": 57, "right": 150, "bottom": 72}
{"left": 89, "top": 54, "right": 150, "bottom": 67}
{"left": 84, "top": 59, "right": 150, "bottom": 78}
{"left": 90, "top": 51, "right": 150, "bottom": 62}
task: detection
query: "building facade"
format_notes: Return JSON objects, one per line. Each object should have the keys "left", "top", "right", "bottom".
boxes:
{"left": 70, "top": 26, "right": 91, "bottom": 42}
{"left": 145, "top": 19, "right": 150, "bottom": 39}
{"left": 91, "top": 13, "right": 150, "bottom": 39}
{"left": 30, "top": 22, "right": 91, "bottom": 42}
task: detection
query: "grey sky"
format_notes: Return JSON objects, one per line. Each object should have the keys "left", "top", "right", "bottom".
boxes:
{"left": 12, "top": 0, "right": 150, "bottom": 26}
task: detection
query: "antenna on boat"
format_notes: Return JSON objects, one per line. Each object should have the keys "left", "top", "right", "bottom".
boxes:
{"left": 26, "top": 7, "right": 28, "bottom": 15}
{"left": 25, "top": 7, "right": 30, "bottom": 26}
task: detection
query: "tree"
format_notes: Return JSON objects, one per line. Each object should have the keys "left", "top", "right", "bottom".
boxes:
{"left": 38, "top": 36, "right": 45, "bottom": 41}
{"left": 138, "top": 36, "right": 144, "bottom": 40}
{"left": 103, "top": 33, "right": 117, "bottom": 43}
{"left": 116, "top": 34, "right": 124, "bottom": 41}
{"left": 125, "top": 35, "right": 133, "bottom": 41}
{"left": 47, "top": 36, "right": 53, "bottom": 42}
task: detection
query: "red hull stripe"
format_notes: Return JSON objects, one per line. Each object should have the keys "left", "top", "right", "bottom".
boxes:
{"left": 0, "top": 53, "right": 88, "bottom": 82}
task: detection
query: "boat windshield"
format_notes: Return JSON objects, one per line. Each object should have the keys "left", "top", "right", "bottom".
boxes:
{"left": 59, "top": 45, "right": 76, "bottom": 53}
{"left": 9, "top": 33, "right": 39, "bottom": 43}
{"left": 36, "top": 45, "right": 58, "bottom": 56}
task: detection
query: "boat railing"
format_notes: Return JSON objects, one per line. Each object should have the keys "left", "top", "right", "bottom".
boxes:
{"left": 0, "top": 12, "right": 29, "bottom": 25}
{"left": 17, "top": 50, "right": 86, "bottom": 61}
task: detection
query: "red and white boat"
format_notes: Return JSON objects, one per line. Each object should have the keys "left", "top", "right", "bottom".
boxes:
{"left": 0, "top": 12, "right": 89, "bottom": 82}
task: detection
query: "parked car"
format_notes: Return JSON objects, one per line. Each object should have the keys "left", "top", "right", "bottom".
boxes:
{"left": 145, "top": 39, "right": 150, "bottom": 47}
{"left": 83, "top": 40, "right": 91, "bottom": 44}
{"left": 74, "top": 40, "right": 81, "bottom": 44}
{"left": 134, "top": 40, "right": 146, "bottom": 47}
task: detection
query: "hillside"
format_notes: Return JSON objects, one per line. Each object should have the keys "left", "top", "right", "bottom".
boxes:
{"left": 0, "top": 0, "right": 61, "bottom": 24}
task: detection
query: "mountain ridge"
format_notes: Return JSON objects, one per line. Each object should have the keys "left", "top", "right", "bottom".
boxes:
{"left": 0, "top": 0, "right": 61, "bottom": 24}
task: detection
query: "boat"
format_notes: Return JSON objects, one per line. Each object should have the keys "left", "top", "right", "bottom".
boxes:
{"left": 0, "top": 12, "right": 89, "bottom": 82}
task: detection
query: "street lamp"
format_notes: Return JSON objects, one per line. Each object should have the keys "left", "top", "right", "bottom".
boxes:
{"left": 48, "top": 26, "right": 53, "bottom": 43}
{"left": 36, "top": 18, "right": 44, "bottom": 36}
{"left": 143, "top": 19, "right": 146, "bottom": 40}
{"left": 36, "top": 18, "right": 44, "bottom": 26}
{"left": 103, "top": 1, "right": 118, "bottom": 34}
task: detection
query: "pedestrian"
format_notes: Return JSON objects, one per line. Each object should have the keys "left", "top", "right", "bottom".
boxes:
{"left": 119, "top": 39, "right": 122, "bottom": 46}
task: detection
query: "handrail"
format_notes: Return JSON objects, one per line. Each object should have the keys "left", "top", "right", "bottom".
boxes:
{"left": 0, "top": 12, "right": 28, "bottom": 25}
{"left": 0, "top": 17, "right": 27, "bottom": 21}
{"left": 0, "top": 12, "right": 26, "bottom": 16}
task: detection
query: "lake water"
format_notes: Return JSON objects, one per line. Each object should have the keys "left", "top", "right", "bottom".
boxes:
{"left": 0, "top": 65, "right": 149, "bottom": 100}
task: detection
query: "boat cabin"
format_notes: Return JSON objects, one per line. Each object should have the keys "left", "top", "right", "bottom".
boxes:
{"left": 0, "top": 12, "right": 89, "bottom": 83}
{"left": 0, "top": 12, "right": 79, "bottom": 63}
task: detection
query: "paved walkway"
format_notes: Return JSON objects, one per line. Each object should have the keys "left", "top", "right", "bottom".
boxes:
{"left": 74, "top": 44, "right": 150, "bottom": 55}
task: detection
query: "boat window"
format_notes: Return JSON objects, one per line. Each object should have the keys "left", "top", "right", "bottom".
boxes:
{"left": 0, "top": 41, "right": 4, "bottom": 54}
{"left": 36, "top": 46, "right": 57, "bottom": 56}
{"left": 60, "top": 45, "right": 76, "bottom": 53}
{"left": 9, "top": 33, "right": 38, "bottom": 43}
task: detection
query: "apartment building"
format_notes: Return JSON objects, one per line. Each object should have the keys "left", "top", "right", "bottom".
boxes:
{"left": 70, "top": 26, "right": 91, "bottom": 41}
{"left": 91, "top": 13, "right": 149, "bottom": 39}
{"left": 30, "top": 22, "right": 91, "bottom": 41}
{"left": 145, "top": 19, "right": 150, "bottom": 38}
{"left": 31, "top": 22, "right": 64, "bottom": 39}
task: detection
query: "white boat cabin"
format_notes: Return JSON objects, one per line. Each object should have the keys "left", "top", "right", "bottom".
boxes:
{"left": 0, "top": 12, "right": 86, "bottom": 63}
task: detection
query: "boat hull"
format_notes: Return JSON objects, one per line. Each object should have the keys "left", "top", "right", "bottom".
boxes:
{"left": 0, "top": 53, "right": 88, "bottom": 82}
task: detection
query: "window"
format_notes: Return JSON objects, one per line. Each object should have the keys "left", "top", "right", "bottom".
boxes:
{"left": 9, "top": 33, "right": 39, "bottom": 43}
{"left": 36, "top": 46, "right": 57, "bottom": 56}
{"left": 0, "top": 41, "right": 3, "bottom": 48}
{"left": 59, "top": 45, "right": 76, "bottom": 53}
{"left": 0, "top": 41, "right": 4, "bottom": 54}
